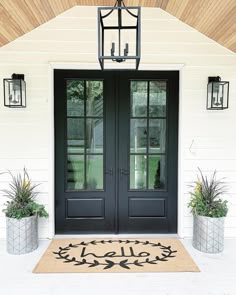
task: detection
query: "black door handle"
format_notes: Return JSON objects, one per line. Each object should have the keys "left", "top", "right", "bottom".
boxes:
{"left": 105, "top": 168, "right": 113, "bottom": 176}
{"left": 120, "top": 168, "right": 129, "bottom": 176}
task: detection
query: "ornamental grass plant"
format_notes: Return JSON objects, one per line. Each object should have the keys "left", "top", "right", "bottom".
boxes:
{"left": 1, "top": 168, "right": 48, "bottom": 219}
{"left": 188, "top": 168, "right": 228, "bottom": 218}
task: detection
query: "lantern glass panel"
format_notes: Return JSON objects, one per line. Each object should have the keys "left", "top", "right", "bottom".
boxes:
{"left": 207, "top": 81, "right": 229, "bottom": 110}
{"left": 10, "top": 80, "right": 21, "bottom": 105}
{"left": 4, "top": 78, "right": 26, "bottom": 108}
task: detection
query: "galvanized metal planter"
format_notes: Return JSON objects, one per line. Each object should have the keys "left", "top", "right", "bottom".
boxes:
{"left": 192, "top": 215, "right": 225, "bottom": 253}
{"left": 6, "top": 215, "right": 38, "bottom": 255}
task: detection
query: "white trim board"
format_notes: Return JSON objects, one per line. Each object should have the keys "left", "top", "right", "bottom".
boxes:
{"left": 49, "top": 62, "right": 185, "bottom": 70}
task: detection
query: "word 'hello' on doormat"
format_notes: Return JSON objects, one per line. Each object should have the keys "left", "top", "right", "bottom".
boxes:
{"left": 33, "top": 238, "right": 200, "bottom": 273}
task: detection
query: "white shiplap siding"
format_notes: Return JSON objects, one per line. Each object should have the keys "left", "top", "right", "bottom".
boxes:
{"left": 0, "top": 6, "right": 235, "bottom": 238}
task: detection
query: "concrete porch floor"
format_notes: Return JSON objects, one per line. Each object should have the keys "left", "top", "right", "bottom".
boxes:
{"left": 0, "top": 238, "right": 235, "bottom": 295}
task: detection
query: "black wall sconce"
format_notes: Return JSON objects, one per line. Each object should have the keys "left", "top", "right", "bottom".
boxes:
{"left": 4, "top": 74, "right": 26, "bottom": 108}
{"left": 207, "top": 76, "right": 229, "bottom": 110}
{"left": 98, "top": 0, "right": 141, "bottom": 70}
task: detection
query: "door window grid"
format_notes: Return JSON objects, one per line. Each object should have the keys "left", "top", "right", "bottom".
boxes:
{"left": 130, "top": 80, "right": 167, "bottom": 190}
{"left": 66, "top": 80, "right": 104, "bottom": 191}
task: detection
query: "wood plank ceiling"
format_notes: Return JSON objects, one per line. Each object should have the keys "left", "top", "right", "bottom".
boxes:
{"left": 0, "top": 0, "right": 235, "bottom": 53}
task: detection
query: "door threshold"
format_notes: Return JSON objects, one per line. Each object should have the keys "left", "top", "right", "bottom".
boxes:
{"left": 54, "top": 234, "right": 179, "bottom": 239}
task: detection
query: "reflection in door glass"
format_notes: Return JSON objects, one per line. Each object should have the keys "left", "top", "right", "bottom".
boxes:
{"left": 130, "top": 81, "right": 148, "bottom": 117}
{"left": 67, "top": 118, "right": 85, "bottom": 154}
{"left": 86, "top": 118, "right": 103, "bottom": 153}
{"left": 149, "top": 119, "right": 166, "bottom": 153}
{"left": 149, "top": 81, "right": 166, "bottom": 117}
{"left": 86, "top": 81, "right": 103, "bottom": 116}
{"left": 130, "top": 119, "right": 147, "bottom": 153}
{"left": 148, "top": 155, "right": 166, "bottom": 189}
{"left": 86, "top": 155, "right": 103, "bottom": 190}
{"left": 130, "top": 155, "right": 147, "bottom": 189}
{"left": 67, "top": 155, "right": 84, "bottom": 190}
{"left": 67, "top": 80, "right": 84, "bottom": 116}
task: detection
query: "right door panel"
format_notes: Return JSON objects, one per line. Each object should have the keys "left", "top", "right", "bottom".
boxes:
{"left": 118, "top": 71, "right": 179, "bottom": 233}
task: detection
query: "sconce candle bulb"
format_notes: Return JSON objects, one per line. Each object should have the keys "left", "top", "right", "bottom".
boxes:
{"left": 124, "top": 43, "right": 129, "bottom": 56}
{"left": 111, "top": 42, "right": 115, "bottom": 56}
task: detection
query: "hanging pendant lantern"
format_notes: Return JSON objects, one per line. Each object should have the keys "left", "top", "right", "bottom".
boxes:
{"left": 98, "top": 0, "right": 141, "bottom": 70}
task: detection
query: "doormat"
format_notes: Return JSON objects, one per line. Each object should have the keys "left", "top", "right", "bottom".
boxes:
{"left": 33, "top": 238, "right": 199, "bottom": 273}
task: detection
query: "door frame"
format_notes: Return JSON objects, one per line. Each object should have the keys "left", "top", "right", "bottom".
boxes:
{"left": 48, "top": 62, "right": 185, "bottom": 238}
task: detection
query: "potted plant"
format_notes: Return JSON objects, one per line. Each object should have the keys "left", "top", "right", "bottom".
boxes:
{"left": 188, "top": 168, "right": 228, "bottom": 253}
{"left": 1, "top": 168, "right": 48, "bottom": 255}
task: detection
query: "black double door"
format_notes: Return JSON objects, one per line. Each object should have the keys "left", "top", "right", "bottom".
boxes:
{"left": 55, "top": 70, "right": 178, "bottom": 234}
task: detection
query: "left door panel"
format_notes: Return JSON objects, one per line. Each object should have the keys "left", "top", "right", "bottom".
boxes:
{"left": 54, "top": 70, "right": 116, "bottom": 234}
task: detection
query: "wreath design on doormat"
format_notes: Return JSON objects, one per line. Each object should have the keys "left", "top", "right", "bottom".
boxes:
{"left": 53, "top": 240, "right": 177, "bottom": 270}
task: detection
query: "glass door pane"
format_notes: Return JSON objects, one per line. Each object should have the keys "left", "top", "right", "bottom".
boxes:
{"left": 129, "top": 80, "right": 167, "bottom": 190}
{"left": 66, "top": 80, "right": 104, "bottom": 191}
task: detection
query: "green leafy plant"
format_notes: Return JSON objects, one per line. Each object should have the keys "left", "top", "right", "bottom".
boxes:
{"left": 188, "top": 168, "right": 228, "bottom": 218}
{"left": 1, "top": 168, "right": 48, "bottom": 219}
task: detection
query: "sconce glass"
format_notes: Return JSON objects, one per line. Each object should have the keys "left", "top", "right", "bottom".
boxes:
{"left": 4, "top": 74, "right": 26, "bottom": 108}
{"left": 207, "top": 76, "right": 229, "bottom": 110}
{"left": 98, "top": 0, "right": 141, "bottom": 70}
